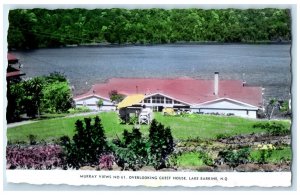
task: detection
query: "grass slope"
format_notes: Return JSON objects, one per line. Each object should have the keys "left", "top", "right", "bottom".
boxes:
{"left": 7, "top": 112, "right": 148, "bottom": 143}
{"left": 7, "top": 112, "right": 290, "bottom": 143}
{"left": 154, "top": 114, "right": 290, "bottom": 140}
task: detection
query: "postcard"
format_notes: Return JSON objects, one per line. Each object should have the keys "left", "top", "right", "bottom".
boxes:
{"left": 3, "top": 3, "right": 294, "bottom": 189}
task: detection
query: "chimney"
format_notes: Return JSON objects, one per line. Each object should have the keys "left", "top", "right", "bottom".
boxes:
{"left": 242, "top": 73, "right": 246, "bottom": 86}
{"left": 214, "top": 72, "right": 219, "bottom": 96}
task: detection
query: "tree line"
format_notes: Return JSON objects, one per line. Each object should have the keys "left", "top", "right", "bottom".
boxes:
{"left": 8, "top": 8, "right": 291, "bottom": 49}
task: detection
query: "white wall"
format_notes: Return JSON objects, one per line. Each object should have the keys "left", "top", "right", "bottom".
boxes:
{"left": 75, "top": 96, "right": 116, "bottom": 111}
{"left": 191, "top": 99, "right": 258, "bottom": 118}
{"left": 196, "top": 100, "right": 255, "bottom": 110}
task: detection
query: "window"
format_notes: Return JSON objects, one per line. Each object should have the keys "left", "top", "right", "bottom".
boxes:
{"left": 144, "top": 98, "right": 151, "bottom": 103}
{"left": 174, "top": 100, "right": 181, "bottom": 104}
{"left": 165, "top": 98, "right": 172, "bottom": 104}
{"left": 152, "top": 96, "right": 164, "bottom": 104}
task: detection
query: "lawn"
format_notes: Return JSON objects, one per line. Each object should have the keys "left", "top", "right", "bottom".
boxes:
{"left": 176, "top": 152, "right": 205, "bottom": 167}
{"left": 7, "top": 112, "right": 148, "bottom": 143}
{"left": 154, "top": 114, "right": 291, "bottom": 140}
{"left": 7, "top": 111, "right": 291, "bottom": 143}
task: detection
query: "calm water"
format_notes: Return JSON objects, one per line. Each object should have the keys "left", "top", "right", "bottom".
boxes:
{"left": 13, "top": 44, "right": 291, "bottom": 101}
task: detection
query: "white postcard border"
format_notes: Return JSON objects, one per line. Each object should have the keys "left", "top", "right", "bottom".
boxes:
{"left": 6, "top": 170, "right": 291, "bottom": 187}
{"left": 2, "top": 0, "right": 298, "bottom": 191}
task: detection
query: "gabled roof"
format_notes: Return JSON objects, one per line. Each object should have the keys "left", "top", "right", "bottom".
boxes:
{"left": 74, "top": 77, "right": 263, "bottom": 107}
{"left": 73, "top": 94, "right": 110, "bottom": 101}
{"left": 145, "top": 92, "right": 192, "bottom": 106}
{"left": 193, "top": 97, "right": 259, "bottom": 109}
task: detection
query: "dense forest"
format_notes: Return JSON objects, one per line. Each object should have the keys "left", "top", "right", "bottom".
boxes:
{"left": 7, "top": 8, "right": 291, "bottom": 49}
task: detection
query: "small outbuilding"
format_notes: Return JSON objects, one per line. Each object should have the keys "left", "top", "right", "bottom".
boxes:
{"left": 117, "top": 94, "right": 145, "bottom": 123}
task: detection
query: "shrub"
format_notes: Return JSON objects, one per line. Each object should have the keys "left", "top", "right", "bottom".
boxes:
{"left": 99, "top": 154, "right": 115, "bottom": 170}
{"left": 28, "top": 134, "right": 37, "bottom": 145}
{"left": 128, "top": 116, "right": 138, "bottom": 125}
{"left": 112, "top": 128, "right": 149, "bottom": 170}
{"left": 199, "top": 151, "right": 214, "bottom": 166}
{"left": 113, "top": 147, "right": 143, "bottom": 170}
{"left": 254, "top": 144, "right": 276, "bottom": 164}
{"left": 167, "top": 153, "right": 179, "bottom": 168}
{"left": 97, "top": 99, "right": 103, "bottom": 109}
{"left": 6, "top": 144, "right": 64, "bottom": 169}
{"left": 60, "top": 116, "right": 108, "bottom": 168}
{"left": 216, "top": 133, "right": 230, "bottom": 140}
{"left": 253, "top": 122, "right": 290, "bottom": 136}
{"left": 217, "top": 147, "right": 251, "bottom": 168}
{"left": 149, "top": 119, "right": 174, "bottom": 169}
{"left": 68, "top": 106, "right": 91, "bottom": 114}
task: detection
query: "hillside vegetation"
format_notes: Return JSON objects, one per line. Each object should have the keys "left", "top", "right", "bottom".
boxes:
{"left": 8, "top": 8, "right": 291, "bottom": 49}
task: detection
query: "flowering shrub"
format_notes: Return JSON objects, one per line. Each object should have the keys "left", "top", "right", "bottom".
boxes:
{"left": 99, "top": 154, "right": 115, "bottom": 170}
{"left": 6, "top": 144, "right": 64, "bottom": 169}
{"left": 257, "top": 144, "right": 276, "bottom": 150}
{"left": 256, "top": 144, "right": 276, "bottom": 164}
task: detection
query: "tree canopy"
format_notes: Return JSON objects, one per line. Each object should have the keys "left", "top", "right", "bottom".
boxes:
{"left": 6, "top": 72, "right": 73, "bottom": 122}
{"left": 8, "top": 8, "right": 291, "bottom": 49}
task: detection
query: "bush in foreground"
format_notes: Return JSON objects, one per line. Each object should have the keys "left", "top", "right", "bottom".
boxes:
{"left": 112, "top": 128, "right": 149, "bottom": 170}
{"left": 60, "top": 116, "right": 109, "bottom": 169}
{"left": 112, "top": 120, "right": 175, "bottom": 170}
{"left": 149, "top": 119, "right": 174, "bottom": 169}
{"left": 217, "top": 147, "right": 251, "bottom": 168}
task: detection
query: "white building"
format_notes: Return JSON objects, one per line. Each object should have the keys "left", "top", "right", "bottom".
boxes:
{"left": 74, "top": 73, "right": 263, "bottom": 118}
{"left": 74, "top": 94, "right": 116, "bottom": 111}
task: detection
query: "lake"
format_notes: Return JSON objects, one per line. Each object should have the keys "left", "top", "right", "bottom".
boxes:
{"left": 12, "top": 44, "right": 292, "bottom": 101}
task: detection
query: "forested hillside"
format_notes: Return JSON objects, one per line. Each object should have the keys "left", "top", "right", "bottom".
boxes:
{"left": 8, "top": 8, "right": 291, "bottom": 49}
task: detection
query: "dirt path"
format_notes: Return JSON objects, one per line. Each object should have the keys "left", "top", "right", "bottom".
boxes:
{"left": 6, "top": 111, "right": 106, "bottom": 128}
{"left": 6, "top": 120, "right": 37, "bottom": 128}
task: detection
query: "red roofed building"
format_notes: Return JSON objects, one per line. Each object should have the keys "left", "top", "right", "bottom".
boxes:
{"left": 6, "top": 53, "right": 25, "bottom": 80}
{"left": 74, "top": 72, "right": 263, "bottom": 118}
{"left": 6, "top": 53, "right": 26, "bottom": 122}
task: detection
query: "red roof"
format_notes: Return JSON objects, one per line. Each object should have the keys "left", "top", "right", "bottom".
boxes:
{"left": 6, "top": 53, "right": 25, "bottom": 78}
{"left": 74, "top": 77, "right": 263, "bottom": 107}
{"left": 6, "top": 70, "right": 25, "bottom": 78}
{"left": 7, "top": 53, "right": 18, "bottom": 63}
